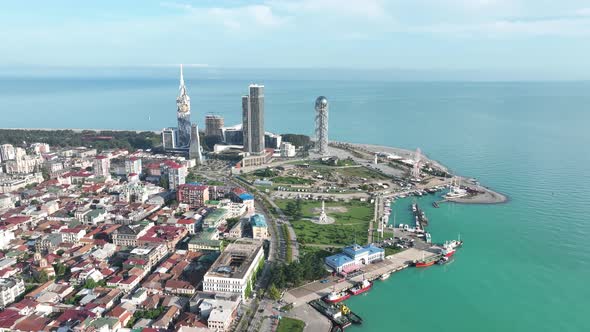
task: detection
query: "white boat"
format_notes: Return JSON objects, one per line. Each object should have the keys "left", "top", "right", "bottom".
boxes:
{"left": 379, "top": 273, "right": 390, "bottom": 280}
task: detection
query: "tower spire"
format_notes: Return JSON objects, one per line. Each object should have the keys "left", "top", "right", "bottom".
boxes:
{"left": 180, "top": 64, "right": 185, "bottom": 88}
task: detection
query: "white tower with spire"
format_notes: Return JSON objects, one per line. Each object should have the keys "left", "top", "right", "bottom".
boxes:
{"left": 189, "top": 123, "right": 203, "bottom": 164}
{"left": 176, "top": 64, "right": 192, "bottom": 148}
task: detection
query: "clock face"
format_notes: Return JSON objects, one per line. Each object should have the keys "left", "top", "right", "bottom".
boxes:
{"left": 179, "top": 104, "right": 189, "bottom": 113}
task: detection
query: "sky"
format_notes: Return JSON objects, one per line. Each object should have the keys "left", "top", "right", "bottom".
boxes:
{"left": 1, "top": 0, "right": 590, "bottom": 78}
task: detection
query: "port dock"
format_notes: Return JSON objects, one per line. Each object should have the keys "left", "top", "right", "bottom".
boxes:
{"left": 283, "top": 247, "right": 439, "bottom": 306}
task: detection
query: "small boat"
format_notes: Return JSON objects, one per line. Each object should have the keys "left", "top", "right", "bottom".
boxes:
{"left": 411, "top": 203, "right": 417, "bottom": 212}
{"left": 437, "top": 256, "right": 450, "bottom": 265}
{"left": 379, "top": 273, "right": 390, "bottom": 280}
{"left": 448, "top": 239, "right": 463, "bottom": 249}
{"left": 349, "top": 278, "right": 372, "bottom": 295}
{"left": 324, "top": 289, "right": 351, "bottom": 303}
{"left": 432, "top": 201, "right": 440, "bottom": 208}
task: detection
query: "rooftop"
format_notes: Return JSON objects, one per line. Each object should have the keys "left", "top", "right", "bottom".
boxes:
{"left": 250, "top": 214, "right": 267, "bottom": 227}
{"left": 206, "top": 242, "right": 263, "bottom": 280}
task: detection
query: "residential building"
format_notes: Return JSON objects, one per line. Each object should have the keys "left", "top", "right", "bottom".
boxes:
{"left": 112, "top": 223, "right": 153, "bottom": 247}
{"left": 280, "top": 142, "right": 296, "bottom": 157}
{"left": 250, "top": 214, "right": 268, "bottom": 240}
{"left": 0, "top": 228, "right": 15, "bottom": 249}
{"left": 0, "top": 144, "right": 15, "bottom": 161}
{"left": 199, "top": 298, "right": 239, "bottom": 332}
{"left": 162, "top": 161, "right": 187, "bottom": 190}
{"left": 162, "top": 127, "right": 178, "bottom": 150}
{"left": 125, "top": 157, "right": 142, "bottom": 175}
{"left": 203, "top": 242, "right": 264, "bottom": 299}
{"left": 128, "top": 243, "right": 168, "bottom": 271}
{"left": 188, "top": 229, "right": 221, "bottom": 252}
{"left": 93, "top": 155, "right": 110, "bottom": 178}
{"left": 203, "top": 208, "right": 228, "bottom": 229}
{"left": 177, "top": 184, "right": 210, "bottom": 208}
{"left": 0, "top": 278, "right": 25, "bottom": 307}
{"left": 30, "top": 143, "right": 50, "bottom": 154}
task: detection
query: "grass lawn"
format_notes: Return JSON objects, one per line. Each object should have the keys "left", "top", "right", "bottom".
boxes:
{"left": 272, "top": 176, "right": 315, "bottom": 185}
{"left": 336, "top": 166, "right": 390, "bottom": 180}
{"left": 276, "top": 199, "right": 374, "bottom": 246}
{"left": 277, "top": 317, "right": 305, "bottom": 332}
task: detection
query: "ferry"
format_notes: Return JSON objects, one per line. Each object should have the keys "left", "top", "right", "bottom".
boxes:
{"left": 324, "top": 289, "right": 351, "bottom": 303}
{"left": 379, "top": 273, "right": 390, "bottom": 280}
{"left": 349, "top": 279, "right": 372, "bottom": 295}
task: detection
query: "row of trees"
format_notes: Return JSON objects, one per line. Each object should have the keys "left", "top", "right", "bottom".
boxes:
{"left": 281, "top": 134, "right": 312, "bottom": 149}
{"left": 267, "top": 251, "right": 330, "bottom": 300}
{"left": 0, "top": 129, "right": 162, "bottom": 151}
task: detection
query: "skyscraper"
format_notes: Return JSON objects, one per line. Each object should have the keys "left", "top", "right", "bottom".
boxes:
{"left": 205, "top": 115, "right": 224, "bottom": 138}
{"left": 176, "top": 64, "right": 192, "bottom": 148}
{"left": 162, "top": 128, "right": 178, "bottom": 150}
{"left": 189, "top": 124, "right": 203, "bottom": 164}
{"left": 242, "top": 84, "right": 265, "bottom": 154}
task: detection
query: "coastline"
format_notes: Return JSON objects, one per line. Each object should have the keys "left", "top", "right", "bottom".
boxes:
{"left": 0, "top": 127, "right": 161, "bottom": 134}
{"left": 345, "top": 142, "right": 508, "bottom": 205}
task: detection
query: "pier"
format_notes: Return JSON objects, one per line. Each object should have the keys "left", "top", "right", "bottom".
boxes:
{"left": 282, "top": 247, "right": 439, "bottom": 306}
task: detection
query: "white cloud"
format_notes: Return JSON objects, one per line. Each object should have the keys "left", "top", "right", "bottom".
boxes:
{"left": 161, "top": 2, "right": 287, "bottom": 30}
{"left": 412, "top": 16, "right": 590, "bottom": 37}
{"left": 269, "top": 0, "right": 390, "bottom": 20}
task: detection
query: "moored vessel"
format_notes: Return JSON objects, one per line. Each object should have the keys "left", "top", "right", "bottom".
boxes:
{"left": 349, "top": 278, "right": 372, "bottom": 295}
{"left": 324, "top": 289, "right": 351, "bottom": 303}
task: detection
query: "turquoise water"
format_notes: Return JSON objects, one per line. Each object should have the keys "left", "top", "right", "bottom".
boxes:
{"left": 1, "top": 74, "right": 589, "bottom": 331}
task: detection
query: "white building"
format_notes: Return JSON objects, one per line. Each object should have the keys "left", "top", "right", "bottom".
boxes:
{"left": 199, "top": 298, "right": 240, "bottom": 332}
{"left": 93, "top": 155, "right": 111, "bottom": 178}
{"left": 125, "top": 157, "right": 142, "bottom": 176}
{"left": 324, "top": 244, "right": 385, "bottom": 274}
{"left": 203, "top": 242, "right": 264, "bottom": 300}
{"left": 0, "top": 144, "right": 15, "bottom": 161}
{"left": 31, "top": 143, "right": 50, "bottom": 154}
{"left": 0, "top": 228, "right": 15, "bottom": 250}
{"left": 5, "top": 155, "right": 43, "bottom": 174}
{"left": 280, "top": 142, "right": 296, "bottom": 157}
{"left": 0, "top": 278, "right": 25, "bottom": 307}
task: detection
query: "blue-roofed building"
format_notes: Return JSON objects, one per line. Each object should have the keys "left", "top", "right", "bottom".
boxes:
{"left": 250, "top": 214, "right": 268, "bottom": 239}
{"left": 325, "top": 244, "right": 385, "bottom": 273}
{"left": 231, "top": 188, "right": 255, "bottom": 215}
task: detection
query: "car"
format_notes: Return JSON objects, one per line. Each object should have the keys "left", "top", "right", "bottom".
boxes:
{"left": 320, "top": 279, "right": 329, "bottom": 284}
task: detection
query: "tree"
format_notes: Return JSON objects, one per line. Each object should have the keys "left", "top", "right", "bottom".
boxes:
{"left": 159, "top": 176, "right": 169, "bottom": 189}
{"left": 268, "top": 284, "right": 281, "bottom": 300}
{"left": 186, "top": 171, "right": 199, "bottom": 183}
{"left": 245, "top": 279, "right": 253, "bottom": 298}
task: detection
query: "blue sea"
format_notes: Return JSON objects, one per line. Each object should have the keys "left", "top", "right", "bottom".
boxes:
{"left": 1, "top": 69, "right": 589, "bottom": 331}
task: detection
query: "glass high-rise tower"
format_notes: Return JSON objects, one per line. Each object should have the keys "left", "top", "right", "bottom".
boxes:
{"left": 242, "top": 84, "right": 265, "bottom": 154}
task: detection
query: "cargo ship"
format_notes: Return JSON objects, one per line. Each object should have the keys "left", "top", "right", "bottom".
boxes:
{"left": 413, "top": 252, "right": 440, "bottom": 267}
{"left": 349, "top": 279, "right": 372, "bottom": 295}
